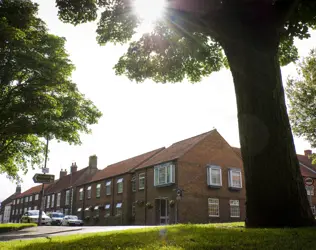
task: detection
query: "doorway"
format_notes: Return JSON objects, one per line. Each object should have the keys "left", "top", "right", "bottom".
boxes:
{"left": 155, "top": 198, "right": 169, "bottom": 225}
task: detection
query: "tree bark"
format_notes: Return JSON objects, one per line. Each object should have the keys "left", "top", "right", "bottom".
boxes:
{"left": 220, "top": 21, "right": 315, "bottom": 227}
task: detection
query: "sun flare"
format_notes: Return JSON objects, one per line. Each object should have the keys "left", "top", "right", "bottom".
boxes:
{"left": 133, "top": 0, "right": 166, "bottom": 26}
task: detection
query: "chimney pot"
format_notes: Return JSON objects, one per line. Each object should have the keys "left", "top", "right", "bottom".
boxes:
{"left": 89, "top": 155, "right": 97, "bottom": 168}
{"left": 71, "top": 162, "right": 78, "bottom": 173}
{"left": 60, "top": 169, "right": 67, "bottom": 178}
{"left": 15, "top": 184, "right": 21, "bottom": 194}
{"left": 304, "top": 150, "right": 312, "bottom": 157}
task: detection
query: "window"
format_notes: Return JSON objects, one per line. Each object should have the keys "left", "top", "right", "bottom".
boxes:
{"left": 20, "top": 198, "right": 23, "bottom": 203}
{"left": 105, "top": 181, "right": 111, "bottom": 195}
{"left": 12, "top": 210, "right": 15, "bottom": 215}
{"left": 105, "top": 204, "right": 111, "bottom": 217}
{"left": 116, "top": 202, "right": 122, "bottom": 216}
{"left": 13, "top": 200, "right": 16, "bottom": 205}
{"left": 46, "top": 196, "right": 50, "bottom": 208}
{"left": 306, "top": 186, "right": 314, "bottom": 196}
{"left": 24, "top": 207, "right": 27, "bottom": 213}
{"left": 228, "top": 169, "right": 242, "bottom": 189}
{"left": 96, "top": 184, "right": 101, "bottom": 198}
{"left": 117, "top": 178, "right": 123, "bottom": 194}
{"left": 35, "top": 194, "right": 39, "bottom": 201}
{"left": 34, "top": 206, "right": 37, "bottom": 210}
{"left": 28, "top": 207, "right": 31, "bottom": 211}
{"left": 139, "top": 173, "right": 145, "bottom": 190}
{"left": 29, "top": 196, "right": 32, "bottom": 202}
{"left": 17, "top": 199, "right": 20, "bottom": 205}
{"left": 25, "top": 196, "right": 28, "bottom": 203}
{"left": 57, "top": 193, "right": 61, "bottom": 207}
{"left": 312, "top": 206, "right": 316, "bottom": 215}
{"left": 64, "top": 209, "right": 69, "bottom": 215}
{"left": 208, "top": 198, "right": 219, "bottom": 217}
{"left": 207, "top": 166, "right": 222, "bottom": 187}
{"left": 87, "top": 186, "right": 92, "bottom": 199}
{"left": 154, "top": 162, "right": 175, "bottom": 186}
{"left": 65, "top": 190, "right": 70, "bottom": 205}
{"left": 131, "top": 175, "right": 136, "bottom": 192}
{"left": 230, "top": 200, "right": 240, "bottom": 218}
{"left": 51, "top": 194, "right": 55, "bottom": 208}
{"left": 79, "top": 188, "right": 84, "bottom": 200}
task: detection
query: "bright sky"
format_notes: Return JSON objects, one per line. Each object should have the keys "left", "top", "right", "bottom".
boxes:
{"left": 1, "top": 0, "right": 315, "bottom": 201}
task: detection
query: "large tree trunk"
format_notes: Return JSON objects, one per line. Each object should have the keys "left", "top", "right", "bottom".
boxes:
{"left": 219, "top": 20, "right": 315, "bottom": 227}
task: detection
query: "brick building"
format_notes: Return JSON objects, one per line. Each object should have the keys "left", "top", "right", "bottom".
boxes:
{"left": 75, "top": 129, "right": 246, "bottom": 226}
{"left": 10, "top": 184, "right": 52, "bottom": 223}
{"left": 75, "top": 148, "right": 164, "bottom": 225}
{"left": 44, "top": 157, "right": 99, "bottom": 216}
{"left": 0, "top": 185, "right": 21, "bottom": 223}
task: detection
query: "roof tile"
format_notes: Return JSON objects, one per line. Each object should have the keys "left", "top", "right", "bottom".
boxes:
{"left": 90, "top": 147, "right": 165, "bottom": 182}
{"left": 136, "top": 130, "right": 215, "bottom": 170}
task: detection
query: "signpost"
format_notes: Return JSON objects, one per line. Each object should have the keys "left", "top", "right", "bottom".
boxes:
{"left": 305, "top": 177, "right": 314, "bottom": 186}
{"left": 32, "top": 173, "right": 55, "bottom": 184}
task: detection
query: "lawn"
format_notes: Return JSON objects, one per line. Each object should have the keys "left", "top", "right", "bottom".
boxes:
{"left": 0, "top": 223, "right": 37, "bottom": 234}
{"left": 1, "top": 222, "right": 316, "bottom": 249}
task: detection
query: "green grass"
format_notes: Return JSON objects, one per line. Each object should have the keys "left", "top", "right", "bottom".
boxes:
{"left": 1, "top": 222, "right": 316, "bottom": 249}
{"left": 0, "top": 223, "right": 37, "bottom": 234}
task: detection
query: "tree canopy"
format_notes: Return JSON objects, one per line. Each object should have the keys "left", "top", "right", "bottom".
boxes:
{"left": 55, "top": 0, "right": 315, "bottom": 82}
{"left": 0, "top": 0, "right": 102, "bottom": 180}
{"left": 287, "top": 49, "right": 316, "bottom": 158}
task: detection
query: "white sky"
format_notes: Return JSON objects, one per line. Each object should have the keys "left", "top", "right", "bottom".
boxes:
{"left": 1, "top": 0, "right": 315, "bottom": 200}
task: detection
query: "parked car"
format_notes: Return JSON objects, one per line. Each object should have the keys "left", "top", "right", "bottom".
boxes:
{"left": 61, "top": 215, "right": 83, "bottom": 226}
{"left": 47, "top": 212, "right": 64, "bottom": 226}
{"left": 20, "top": 210, "right": 52, "bottom": 225}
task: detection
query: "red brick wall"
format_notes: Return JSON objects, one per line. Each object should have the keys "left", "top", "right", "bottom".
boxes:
{"left": 177, "top": 131, "right": 246, "bottom": 223}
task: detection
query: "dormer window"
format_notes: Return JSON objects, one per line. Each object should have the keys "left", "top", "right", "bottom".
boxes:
{"left": 228, "top": 169, "right": 242, "bottom": 189}
{"left": 207, "top": 165, "right": 222, "bottom": 187}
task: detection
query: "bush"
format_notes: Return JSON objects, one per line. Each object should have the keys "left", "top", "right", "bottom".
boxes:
{"left": 0, "top": 223, "right": 37, "bottom": 234}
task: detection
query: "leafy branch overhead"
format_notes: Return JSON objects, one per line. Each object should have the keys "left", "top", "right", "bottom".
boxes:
{"left": 56, "top": 0, "right": 316, "bottom": 83}
{"left": 0, "top": 0, "right": 102, "bottom": 180}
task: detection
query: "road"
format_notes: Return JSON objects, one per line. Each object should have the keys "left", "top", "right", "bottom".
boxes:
{"left": 0, "top": 225, "right": 156, "bottom": 241}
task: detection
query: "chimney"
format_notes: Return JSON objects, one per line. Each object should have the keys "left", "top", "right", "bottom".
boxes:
{"left": 60, "top": 169, "right": 67, "bottom": 178}
{"left": 15, "top": 184, "right": 21, "bottom": 194}
{"left": 304, "top": 150, "right": 312, "bottom": 157}
{"left": 89, "top": 155, "right": 97, "bottom": 168}
{"left": 71, "top": 162, "right": 78, "bottom": 173}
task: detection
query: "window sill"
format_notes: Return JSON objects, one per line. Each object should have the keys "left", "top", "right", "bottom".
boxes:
{"left": 230, "top": 216, "right": 240, "bottom": 218}
{"left": 209, "top": 215, "right": 220, "bottom": 218}
{"left": 208, "top": 184, "right": 222, "bottom": 189}
{"left": 229, "top": 186, "right": 242, "bottom": 190}
{"left": 154, "top": 182, "right": 175, "bottom": 187}
{"left": 138, "top": 188, "right": 145, "bottom": 191}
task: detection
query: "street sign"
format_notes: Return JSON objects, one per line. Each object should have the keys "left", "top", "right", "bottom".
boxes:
{"left": 304, "top": 177, "right": 314, "bottom": 186}
{"left": 33, "top": 173, "right": 55, "bottom": 184}
{"left": 42, "top": 168, "right": 49, "bottom": 174}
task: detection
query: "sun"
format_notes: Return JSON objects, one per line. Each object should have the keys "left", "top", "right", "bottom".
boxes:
{"left": 133, "top": 0, "right": 166, "bottom": 26}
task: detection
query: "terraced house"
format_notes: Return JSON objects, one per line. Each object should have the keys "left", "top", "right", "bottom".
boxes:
{"left": 75, "top": 129, "right": 247, "bottom": 226}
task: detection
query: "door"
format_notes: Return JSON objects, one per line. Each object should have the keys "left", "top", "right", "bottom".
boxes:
{"left": 159, "top": 198, "right": 169, "bottom": 225}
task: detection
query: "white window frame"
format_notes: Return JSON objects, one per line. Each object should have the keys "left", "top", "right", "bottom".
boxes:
{"left": 51, "top": 194, "right": 55, "bottom": 208}
{"left": 117, "top": 178, "right": 123, "bottom": 194}
{"left": 87, "top": 186, "right": 92, "bottom": 199}
{"left": 116, "top": 202, "right": 122, "bottom": 216}
{"left": 131, "top": 175, "right": 136, "bottom": 192}
{"left": 35, "top": 194, "right": 39, "bottom": 201}
{"left": 34, "top": 206, "right": 37, "bottom": 210}
{"left": 105, "top": 181, "right": 111, "bottom": 195}
{"left": 13, "top": 200, "right": 16, "bottom": 205}
{"left": 79, "top": 188, "right": 84, "bottom": 200}
{"left": 96, "top": 184, "right": 101, "bottom": 198}
{"left": 208, "top": 198, "right": 220, "bottom": 217}
{"left": 154, "top": 162, "right": 175, "bottom": 187}
{"left": 46, "top": 196, "right": 50, "bottom": 208}
{"left": 17, "top": 199, "right": 20, "bottom": 205}
{"left": 29, "top": 196, "right": 32, "bottom": 202}
{"left": 65, "top": 190, "right": 70, "bottom": 205}
{"left": 56, "top": 192, "right": 61, "bottom": 207}
{"left": 139, "top": 173, "right": 145, "bottom": 190}
{"left": 105, "top": 204, "right": 111, "bottom": 217}
{"left": 207, "top": 165, "right": 222, "bottom": 187}
{"left": 230, "top": 200, "right": 240, "bottom": 218}
{"left": 228, "top": 169, "right": 242, "bottom": 189}
{"left": 25, "top": 196, "right": 28, "bottom": 203}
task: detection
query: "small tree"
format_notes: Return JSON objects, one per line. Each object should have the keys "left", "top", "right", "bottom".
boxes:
{"left": 0, "top": 0, "right": 102, "bottom": 180}
{"left": 287, "top": 49, "right": 316, "bottom": 162}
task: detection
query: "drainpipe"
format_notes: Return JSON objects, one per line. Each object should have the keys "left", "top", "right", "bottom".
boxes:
{"left": 70, "top": 186, "right": 73, "bottom": 215}
{"left": 144, "top": 168, "right": 147, "bottom": 225}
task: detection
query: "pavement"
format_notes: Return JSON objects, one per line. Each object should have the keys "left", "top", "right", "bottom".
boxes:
{"left": 0, "top": 225, "right": 153, "bottom": 241}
